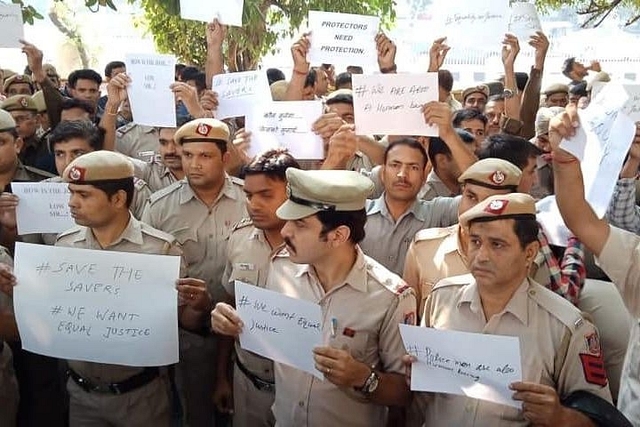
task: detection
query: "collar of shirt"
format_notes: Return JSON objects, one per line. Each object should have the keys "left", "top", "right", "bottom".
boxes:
{"left": 368, "top": 194, "right": 427, "bottom": 222}
{"left": 425, "top": 171, "right": 458, "bottom": 196}
{"left": 458, "top": 278, "right": 530, "bottom": 325}
{"left": 71, "top": 214, "right": 144, "bottom": 247}
{"left": 178, "top": 174, "right": 240, "bottom": 205}
{"left": 294, "top": 245, "right": 368, "bottom": 294}
{"left": 441, "top": 225, "right": 465, "bottom": 257}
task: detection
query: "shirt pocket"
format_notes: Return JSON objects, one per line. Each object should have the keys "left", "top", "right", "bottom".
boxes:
{"left": 329, "top": 330, "right": 369, "bottom": 361}
{"left": 229, "top": 264, "right": 260, "bottom": 287}
{"left": 174, "top": 227, "right": 204, "bottom": 267}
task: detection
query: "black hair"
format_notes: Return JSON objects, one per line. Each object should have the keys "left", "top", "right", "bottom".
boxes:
{"left": 317, "top": 208, "right": 366, "bottom": 244}
{"left": 179, "top": 66, "right": 200, "bottom": 81}
{"left": 67, "top": 69, "right": 102, "bottom": 88}
{"left": 477, "top": 133, "right": 541, "bottom": 170}
{"left": 60, "top": 98, "right": 96, "bottom": 116}
{"left": 487, "top": 94, "right": 505, "bottom": 103}
{"left": 92, "top": 178, "right": 135, "bottom": 209}
{"left": 438, "top": 69, "right": 454, "bottom": 92}
{"left": 335, "top": 72, "right": 352, "bottom": 89}
{"left": 266, "top": 68, "right": 286, "bottom": 86}
{"left": 346, "top": 66, "right": 363, "bottom": 74}
{"left": 452, "top": 108, "right": 488, "bottom": 127}
{"left": 304, "top": 70, "right": 316, "bottom": 89}
{"left": 570, "top": 82, "right": 588, "bottom": 98}
{"left": 427, "top": 137, "right": 451, "bottom": 170}
{"left": 242, "top": 148, "right": 300, "bottom": 181}
{"left": 104, "top": 61, "right": 125, "bottom": 78}
{"left": 562, "top": 57, "right": 576, "bottom": 79}
{"left": 515, "top": 72, "right": 529, "bottom": 92}
{"left": 175, "top": 64, "right": 186, "bottom": 79}
{"left": 325, "top": 92, "right": 353, "bottom": 106}
{"left": 384, "top": 138, "right": 428, "bottom": 168}
{"left": 49, "top": 120, "right": 104, "bottom": 151}
{"left": 181, "top": 69, "right": 206, "bottom": 93}
{"left": 470, "top": 215, "right": 539, "bottom": 249}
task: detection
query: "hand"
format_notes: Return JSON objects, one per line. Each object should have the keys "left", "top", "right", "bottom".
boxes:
{"left": 232, "top": 128, "right": 252, "bottom": 163}
{"left": 0, "top": 193, "right": 18, "bottom": 230}
{"left": 200, "top": 89, "right": 219, "bottom": 113}
{"left": 176, "top": 278, "right": 211, "bottom": 311}
{"left": 548, "top": 104, "right": 580, "bottom": 163}
{"left": 401, "top": 354, "right": 416, "bottom": 388}
{"left": 213, "top": 377, "right": 234, "bottom": 414}
{"left": 312, "top": 112, "right": 345, "bottom": 140}
{"left": 313, "top": 346, "right": 370, "bottom": 388}
{"left": 171, "top": 82, "right": 202, "bottom": 117}
{"left": 291, "top": 33, "right": 311, "bottom": 74}
{"left": 510, "top": 382, "right": 564, "bottom": 426}
{"left": 325, "top": 123, "right": 357, "bottom": 165}
{"left": 206, "top": 18, "right": 227, "bottom": 48}
{"left": 421, "top": 101, "right": 454, "bottom": 135}
{"left": 375, "top": 32, "right": 397, "bottom": 70}
{"left": 19, "top": 39, "right": 44, "bottom": 77}
{"left": 501, "top": 33, "right": 520, "bottom": 69}
{"left": 428, "top": 37, "right": 450, "bottom": 71}
{"left": 211, "top": 302, "right": 243, "bottom": 337}
{"left": 0, "top": 263, "right": 16, "bottom": 298}
{"left": 589, "top": 60, "right": 601, "bottom": 73}
{"left": 529, "top": 31, "right": 549, "bottom": 70}
{"left": 106, "top": 73, "right": 131, "bottom": 107}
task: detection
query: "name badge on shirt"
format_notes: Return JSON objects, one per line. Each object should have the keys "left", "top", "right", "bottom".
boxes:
{"left": 235, "top": 263, "right": 255, "bottom": 271}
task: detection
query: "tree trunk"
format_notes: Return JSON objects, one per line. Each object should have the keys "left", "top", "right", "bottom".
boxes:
{"left": 48, "top": 10, "right": 90, "bottom": 69}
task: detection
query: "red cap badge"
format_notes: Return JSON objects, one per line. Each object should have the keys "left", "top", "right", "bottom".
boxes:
{"left": 68, "top": 166, "right": 86, "bottom": 182}
{"left": 196, "top": 123, "right": 211, "bottom": 136}
{"left": 484, "top": 199, "right": 508, "bottom": 215}
{"left": 490, "top": 170, "right": 505, "bottom": 185}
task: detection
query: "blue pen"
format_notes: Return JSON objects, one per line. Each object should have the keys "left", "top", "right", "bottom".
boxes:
{"left": 330, "top": 317, "right": 337, "bottom": 338}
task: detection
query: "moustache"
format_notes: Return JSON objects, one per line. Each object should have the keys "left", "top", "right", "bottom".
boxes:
{"left": 284, "top": 237, "right": 296, "bottom": 253}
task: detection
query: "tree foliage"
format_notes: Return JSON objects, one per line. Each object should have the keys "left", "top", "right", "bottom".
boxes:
{"left": 534, "top": 0, "right": 640, "bottom": 27}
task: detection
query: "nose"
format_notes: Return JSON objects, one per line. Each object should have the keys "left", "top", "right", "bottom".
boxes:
{"left": 396, "top": 166, "right": 407, "bottom": 178}
{"left": 68, "top": 193, "right": 78, "bottom": 209}
{"left": 281, "top": 221, "right": 293, "bottom": 239}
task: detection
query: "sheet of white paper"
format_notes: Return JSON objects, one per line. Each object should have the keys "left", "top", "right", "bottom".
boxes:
{"left": 352, "top": 73, "right": 438, "bottom": 136}
{"left": 560, "top": 83, "right": 636, "bottom": 217}
{"left": 307, "top": 11, "right": 379, "bottom": 67}
{"left": 179, "top": 0, "right": 243, "bottom": 26}
{"left": 212, "top": 71, "right": 272, "bottom": 119}
{"left": 235, "top": 281, "right": 323, "bottom": 378}
{"left": 12, "top": 182, "right": 74, "bottom": 235}
{"left": 245, "top": 101, "right": 324, "bottom": 159}
{"left": 508, "top": 2, "right": 542, "bottom": 41}
{"left": 591, "top": 83, "right": 640, "bottom": 122}
{"left": 0, "top": 4, "right": 24, "bottom": 49}
{"left": 400, "top": 324, "right": 522, "bottom": 408}
{"left": 13, "top": 243, "right": 180, "bottom": 366}
{"left": 433, "top": 0, "right": 509, "bottom": 49}
{"left": 125, "top": 54, "right": 177, "bottom": 128}
{"left": 536, "top": 196, "right": 571, "bottom": 247}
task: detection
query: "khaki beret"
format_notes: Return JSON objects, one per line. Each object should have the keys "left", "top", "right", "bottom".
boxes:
{"left": 2, "top": 74, "right": 33, "bottom": 94}
{"left": 31, "top": 91, "right": 47, "bottom": 113}
{"left": 0, "top": 109, "right": 17, "bottom": 132}
{"left": 458, "top": 158, "right": 522, "bottom": 190}
{"left": 276, "top": 169, "right": 374, "bottom": 220}
{"left": 174, "top": 118, "right": 230, "bottom": 145}
{"left": 270, "top": 80, "right": 288, "bottom": 101}
{"left": 63, "top": 151, "right": 134, "bottom": 184}
{"left": 543, "top": 83, "right": 569, "bottom": 97}
{"left": 460, "top": 193, "right": 536, "bottom": 228}
{"left": 535, "top": 107, "right": 565, "bottom": 137}
{"left": 462, "top": 85, "right": 490, "bottom": 101}
{"left": 1, "top": 95, "right": 38, "bottom": 112}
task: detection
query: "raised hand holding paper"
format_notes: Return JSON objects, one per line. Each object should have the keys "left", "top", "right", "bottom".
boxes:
{"left": 179, "top": 0, "right": 243, "bottom": 26}
{"left": 508, "top": 2, "right": 542, "bottom": 41}
{"left": 125, "top": 53, "right": 177, "bottom": 127}
{"left": 0, "top": 4, "right": 24, "bottom": 49}
{"left": 12, "top": 182, "right": 74, "bottom": 235}
{"left": 434, "top": 0, "right": 509, "bottom": 49}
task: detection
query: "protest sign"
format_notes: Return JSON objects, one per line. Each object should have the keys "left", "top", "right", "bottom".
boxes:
{"left": 179, "top": 0, "right": 243, "bottom": 26}
{"left": 508, "top": 2, "right": 542, "bottom": 41}
{"left": 212, "top": 70, "right": 272, "bottom": 119}
{"left": 434, "top": 0, "right": 509, "bottom": 49}
{"left": 0, "top": 4, "right": 24, "bottom": 49}
{"left": 12, "top": 182, "right": 74, "bottom": 235}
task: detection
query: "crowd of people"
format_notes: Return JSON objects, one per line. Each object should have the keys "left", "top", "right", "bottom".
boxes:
{"left": 0, "top": 13, "right": 639, "bottom": 427}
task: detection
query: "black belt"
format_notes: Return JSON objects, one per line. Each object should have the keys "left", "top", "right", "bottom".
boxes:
{"left": 235, "top": 358, "right": 275, "bottom": 393}
{"left": 68, "top": 367, "right": 159, "bottom": 395}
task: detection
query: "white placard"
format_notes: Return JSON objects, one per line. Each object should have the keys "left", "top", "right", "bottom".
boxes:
{"left": 307, "top": 11, "right": 379, "bottom": 67}
{"left": 125, "top": 53, "right": 177, "bottom": 128}
{"left": 591, "top": 83, "right": 640, "bottom": 122}
{"left": 536, "top": 196, "right": 571, "bottom": 247}
{"left": 434, "top": 0, "right": 509, "bottom": 49}
{"left": 400, "top": 324, "right": 522, "bottom": 408}
{"left": 12, "top": 182, "right": 74, "bottom": 235}
{"left": 179, "top": 0, "right": 243, "bottom": 26}
{"left": 13, "top": 243, "right": 180, "bottom": 366}
{"left": 212, "top": 71, "right": 272, "bottom": 119}
{"left": 235, "top": 280, "right": 323, "bottom": 378}
{"left": 245, "top": 101, "right": 324, "bottom": 159}
{"left": 508, "top": 2, "right": 542, "bottom": 41}
{"left": 352, "top": 73, "right": 438, "bottom": 136}
{"left": 560, "top": 83, "right": 636, "bottom": 218}
{"left": 0, "top": 4, "right": 24, "bottom": 49}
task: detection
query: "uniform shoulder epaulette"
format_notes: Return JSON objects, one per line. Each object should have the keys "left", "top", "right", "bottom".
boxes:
{"left": 232, "top": 217, "right": 253, "bottom": 231}
{"left": 148, "top": 180, "right": 183, "bottom": 205}
{"left": 527, "top": 281, "right": 584, "bottom": 332}
{"left": 365, "top": 257, "right": 411, "bottom": 296}
{"left": 140, "top": 222, "right": 177, "bottom": 244}
{"left": 56, "top": 225, "right": 83, "bottom": 240}
{"left": 24, "top": 165, "right": 55, "bottom": 178}
{"left": 229, "top": 176, "right": 244, "bottom": 186}
{"left": 432, "top": 273, "right": 474, "bottom": 291}
{"left": 133, "top": 177, "right": 149, "bottom": 190}
{"left": 413, "top": 227, "right": 451, "bottom": 243}
{"left": 116, "top": 122, "right": 136, "bottom": 136}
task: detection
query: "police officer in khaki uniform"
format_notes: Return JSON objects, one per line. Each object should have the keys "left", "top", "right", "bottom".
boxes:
{"left": 0, "top": 246, "right": 19, "bottom": 427}
{"left": 142, "top": 118, "right": 246, "bottom": 427}
{"left": 413, "top": 193, "right": 612, "bottom": 426}
{"left": 3, "top": 75, "right": 34, "bottom": 97}
{"left": 212, "top": 149, "right": 300, "bottom": 427}
{"left": 213, "top": 168, "right": 416, "bottom": 427}
{"left": 115, "top": 122, "right": 160, "bottom": 162}
{"left": 128, "top": 125, "right": 184, "bottom": 192}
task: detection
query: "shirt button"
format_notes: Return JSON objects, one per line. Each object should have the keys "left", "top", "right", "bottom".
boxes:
{"left": 528, "top": 289, "right": 536, "bottom": 296}
{"left": 298, "top": 401, "right": 304, "bottom": 408}
{"left": 209, "top": 233, "right": 214, "bottom": 238}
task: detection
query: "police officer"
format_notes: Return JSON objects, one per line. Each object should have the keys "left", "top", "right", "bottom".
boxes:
{"left": 213, "top": 168, "right": 416, "bottom": 427}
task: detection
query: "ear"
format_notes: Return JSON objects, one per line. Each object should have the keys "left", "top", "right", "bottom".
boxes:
{"left": 524, "top": 240, "right": 540, "bottom": 266}
{"left": 222, "top": 150, "right": 230, "bottom": 164}
{"left": 14, "top": 137, "right": 24, "bottom": 154}
{"left": 328, "top": 224, "right": 351, "bottom": 247}
{"left": 111, "top": 189, "right": 129, "bottom": 209}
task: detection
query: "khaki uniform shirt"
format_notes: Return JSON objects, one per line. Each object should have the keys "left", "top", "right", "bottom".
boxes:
{"left": 222, "top": 219, "right": 282, "bottom": 382}
{"left": 55, "top": 215, "right": 183, "bottom": 383}
{"left": 7, "top": 161, "right": 54, "bottom": 190}
{"left": 115, "top": 123, "right": 159, "bottom": 162}
{"left": 298, "top": 151, "right": 374, "bottom": 173}
{"left": 596, "top": 226, "right": 640, "bottom": 424}
{"left": 419, "top": 276, "right": 612, "bottom": 427}
{"left": 267, "top": 246, "right": 416, "bottom": 427}
{"left": 141, "top": 176, "right": 247, "bottom": 304}
{"left": 361, "top": 195, "right": 460, "bottom": 276}
{"left": 130, "top": 157, "right": 178, "bottom": 193}
{"left": 420, "top": 171, "right": 460, "bottom": 201}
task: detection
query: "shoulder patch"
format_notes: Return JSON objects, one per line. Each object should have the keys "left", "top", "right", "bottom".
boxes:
{"left": 56, "top": 225, "right": 83, "bottom": 240}
{"left": 133, "top": 177, "right": 149, "bottom": 190}
{"left": 365, "top": 256, "right": 410, "bottom": 294}
{"left": 527, "top": 281, "right": 584, "bottom": 331}
{"left": 232, "top": 217, "right": 253, "bottom": 231}
{"left": 140, "top": 222, "right": 178, "bottom": 244}
{"left": 273, "top": 246, "right": 290, "bottom": 258}
{"left": 414, "top": 227, "right": 452, "bottom": 243}
{"left": 116, "top": 122, "right": 136, "bottom": 136}
{"left": 432, "top": 273, "right": 474, "bottom": 291}
{"left": 230, "top": 176, "right": 244, "bottom": 186}
{"left": 148, "top": 180, "right": 183, "bottom": 204}
{"left": 24, "top": 165, "right": 55, "bottom": 179}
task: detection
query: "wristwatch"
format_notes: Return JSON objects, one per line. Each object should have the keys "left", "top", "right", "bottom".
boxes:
{"left": 357, "top": 368, "right": 380, "bottom": 396}
{"left": 503, "top": 88, "right": 516, "bottom": 99}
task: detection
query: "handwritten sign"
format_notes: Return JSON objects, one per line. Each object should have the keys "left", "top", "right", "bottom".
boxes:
{"left": 0, "top": 4, "right": 24, "bottom": 49}
{"left": 212, "top": 71, "right": 272, "bottom": 119}
{"left": 235, "top": 281, "right": 323, "bottom": 378}
{"left": 12, "top": 182, "right": 74, "bottom": 235}
{"left": 13, "top": 243, "right": 180, "bottom": 366}
{"left": 307, "top": 11, "right": 379, "bottom": 67}
{"left": 591, "top": 83, "right": 640, "bottom": 123}
{"left": 179, "top": 0, "right": 243, "bottom": 26}
{"left": 434, "top": 0, "right": 509, "bottom": 49}
{"left": 245, "top": 100, "right": 324, "bottom": 159}
{"left": 352, "top": 73, "right": 438, "bottom": 136}
{"left": 561, "top": 82, "right": 636, "bottom": 217}
{"left": 508, "top": 2, "right": 542, "bottom": 41}
{"left": 125, "top": 53, "right": 177, "bottom": 128}
{"left": 400, "top": 324, "right": 522, "bottom": 408}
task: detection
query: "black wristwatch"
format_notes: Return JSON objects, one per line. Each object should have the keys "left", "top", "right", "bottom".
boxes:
{"left": 356, "top": 368, "right": 380, "bottom": 396}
